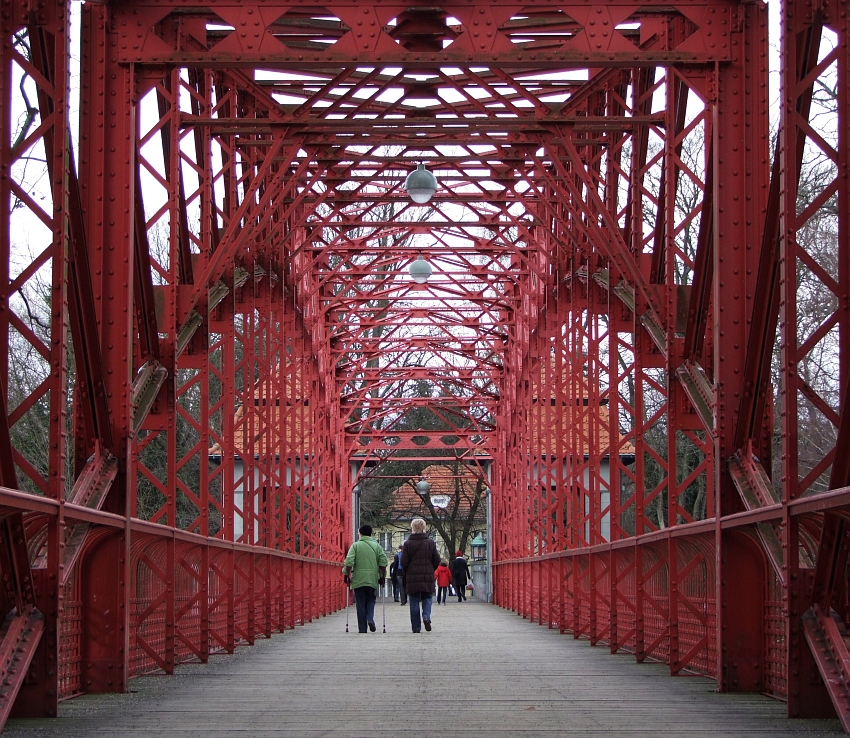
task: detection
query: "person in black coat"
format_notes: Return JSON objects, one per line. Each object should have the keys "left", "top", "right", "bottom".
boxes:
{"left": 451, "top": 550, "right": 471, "bottom": 602}
{"left": 400, "top": 518, "right": 441, "bottom": 632}
{"left": 389, "top": 545, "right": 406, "bottom": 604}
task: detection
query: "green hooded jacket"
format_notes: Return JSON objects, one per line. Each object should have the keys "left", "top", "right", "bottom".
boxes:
{"left": 343, "top": 535, "right": 389, "bottom": 591}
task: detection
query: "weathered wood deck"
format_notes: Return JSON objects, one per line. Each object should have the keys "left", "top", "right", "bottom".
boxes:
{"left": 6, "top": 598, "right": 843, "bottom": 737}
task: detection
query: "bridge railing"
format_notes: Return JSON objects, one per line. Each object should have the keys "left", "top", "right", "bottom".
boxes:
{"left": 493, "top": 486, "right": 850, "bottom": 705}
{"left": 0, "top": 488, "right": 343, "bottom": 705}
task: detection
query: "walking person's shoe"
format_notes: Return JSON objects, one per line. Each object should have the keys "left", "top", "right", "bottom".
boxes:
{"left": 368, "top": 621, "right": 376, "bottom": 632}
{"left": 423, "top": 619, "right": 431, "bottom": 631}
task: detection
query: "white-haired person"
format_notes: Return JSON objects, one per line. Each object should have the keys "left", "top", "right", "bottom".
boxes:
{"left": 400, "top": 518, "right": 441, "bottom": 632}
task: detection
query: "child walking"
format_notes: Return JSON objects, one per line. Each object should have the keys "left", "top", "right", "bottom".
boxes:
{"left": 435, "top": 558, "right": 452, "bottom": 604}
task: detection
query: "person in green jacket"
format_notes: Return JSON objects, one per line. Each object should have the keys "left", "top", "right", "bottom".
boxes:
{"left": 343, "top": 524, "right": 389, "bottom": 633}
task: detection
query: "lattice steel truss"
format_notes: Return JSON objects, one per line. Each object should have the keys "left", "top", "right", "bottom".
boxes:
{"left": 0, "top": 0, "right": 848, "bottom": 730}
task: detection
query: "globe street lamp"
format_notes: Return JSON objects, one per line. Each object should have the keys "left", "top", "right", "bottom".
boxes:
{"left": 403, "top": 164, "right": 438, "bottom": 204}
{"left": 409, "top": 254, "right": 433, "bottom": 284}
{"left": 415, "top": 475, "right": 431, "bottom": 496}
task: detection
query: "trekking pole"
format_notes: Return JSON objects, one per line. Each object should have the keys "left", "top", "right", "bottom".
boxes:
{"left": 382, "top": 580, "right": 386, "bottom": 633}
{"left": 345, "top": 584, "right": 350, "bottom": 633}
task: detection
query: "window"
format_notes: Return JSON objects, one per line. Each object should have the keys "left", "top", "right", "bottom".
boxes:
{"left": 378, "top": 532, "right": 392, "bottom": 550}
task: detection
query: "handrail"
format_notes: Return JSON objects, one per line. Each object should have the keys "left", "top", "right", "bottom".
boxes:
{"left": 0, "top": 486, "right": 341, "bottom": 565}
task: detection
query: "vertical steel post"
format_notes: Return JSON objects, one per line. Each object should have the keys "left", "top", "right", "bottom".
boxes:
{"left": 714, "top": 1, "right": 770, "bottom": 693}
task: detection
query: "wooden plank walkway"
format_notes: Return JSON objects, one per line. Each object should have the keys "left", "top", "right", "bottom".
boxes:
{"left": 6, "top": 597, "right": 843, "bottom": 737}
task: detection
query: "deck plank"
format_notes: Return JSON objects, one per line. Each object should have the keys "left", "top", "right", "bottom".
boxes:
{"left": 6, "top": 598, "right": 844, "bottom": 737}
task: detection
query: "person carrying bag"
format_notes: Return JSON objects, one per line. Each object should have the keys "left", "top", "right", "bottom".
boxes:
{"left": 342, "top": 524, "right": 388, "bottom": 633}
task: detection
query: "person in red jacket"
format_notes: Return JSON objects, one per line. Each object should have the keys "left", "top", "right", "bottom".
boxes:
{"left": 434, "top": 559, "right": 452, "bottom": 604}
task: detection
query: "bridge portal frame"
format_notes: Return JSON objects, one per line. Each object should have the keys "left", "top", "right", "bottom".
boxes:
{"left": 0, "top": 0, "right": 847, "bottom": 732}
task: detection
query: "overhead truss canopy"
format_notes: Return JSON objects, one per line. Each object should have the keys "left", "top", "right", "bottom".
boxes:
{"left": 0, "top": 0, "right": 849, "bottom": 732}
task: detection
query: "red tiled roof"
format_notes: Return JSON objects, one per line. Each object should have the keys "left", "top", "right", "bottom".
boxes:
{"left": 388, "top": 464, "right": 485, "bottom": 520}
{"left": 209, "top": 360, "right": 311, "bottom": 457}
{"left": 528, "top": 358, "right": 636, "bottom": 456}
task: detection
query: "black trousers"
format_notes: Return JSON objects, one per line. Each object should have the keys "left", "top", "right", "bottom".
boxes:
{"left": 353, "top": 586, "right": 377, "bottom": 633}
{"left": 437, "top": 586, "right": 448, "bottom": 603}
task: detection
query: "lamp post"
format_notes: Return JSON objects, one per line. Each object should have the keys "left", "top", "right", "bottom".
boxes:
{"left": 403, "top": 164, "right": 438, "bottom": 204}
{"left": 485, "top": 485, "right": 492, "bottom": 602}
{"left": 352, "top": 483, "right": 361, "bottom": 541}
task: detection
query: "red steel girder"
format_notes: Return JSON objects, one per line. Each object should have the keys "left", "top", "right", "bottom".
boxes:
{"left": 111, "top": 2, "right": 734, "bottom": 68}
{"left": 0, "top": 609, "right": 45, "bottom": 726}
{"left": 0, "top": 0, "right": 848, "bottom": 733}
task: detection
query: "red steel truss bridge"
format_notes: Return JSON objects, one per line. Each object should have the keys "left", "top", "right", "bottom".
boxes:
{"left": 0, "top": 0, "right": 848, "bottom": 731}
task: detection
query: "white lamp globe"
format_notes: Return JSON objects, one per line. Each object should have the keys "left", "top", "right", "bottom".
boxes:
{"left": 404, "top": 164, "right": 438, "bottom": 204}
{"left": 409, "top": 255, "right": 433, "bottom": 284}
{"left": 416, "top": 477, "right": 431, "bottom": 495}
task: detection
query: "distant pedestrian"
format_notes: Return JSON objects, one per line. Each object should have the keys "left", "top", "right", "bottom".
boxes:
{"left": 435, "top": 558, "right": 452, "bottom": 604}
{"left": 451, "top": 550, "right": 471, "bottom": 602}
{"left": 400, "top": 518, "right": 440, "bottom": 632}
{"left": 343, "top": 524, "right": 388, "bottom": 633}
{"left": 390, "top": 544, "right": 406, "bottom": 604}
